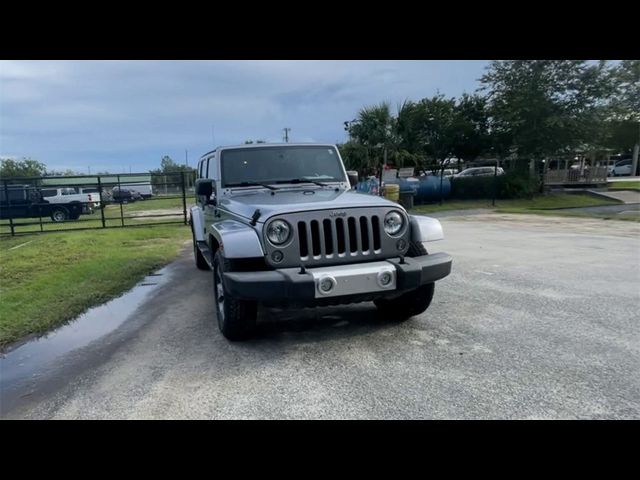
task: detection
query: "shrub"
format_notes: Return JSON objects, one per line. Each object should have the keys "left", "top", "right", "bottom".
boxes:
{"left": 451, "top": 172, "right": 533, "bottom": 200}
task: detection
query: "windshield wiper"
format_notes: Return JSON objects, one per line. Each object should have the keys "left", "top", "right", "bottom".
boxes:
{"left": 275, "top": 178, "right": 335, "bottom": 187}
{"left": 225, "top": 181, "right": 279, "bottom": 190}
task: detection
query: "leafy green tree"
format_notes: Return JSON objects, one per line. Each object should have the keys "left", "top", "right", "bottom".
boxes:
{"left": 337, "top": 141, "right": 370, "bottom": 174}
{"left": 479, "top": 60, "right": 612, "bottom": 178}
{"left": 450, "top": 93, "right": 493, "bottom": 163}
{"left": 0, "top": 158, "right": 47, "bottom": 178}
{"left": 607, "top": 60, "right": 639, "bottom": 175}
{"left": 347, "top": 102, "right": 398, "bottom": 170}
{"left": 415, "top": 94, "right": 458, "bottom": 168}
{"left": 150, "top": 155, "right": 195, "bottom": 189}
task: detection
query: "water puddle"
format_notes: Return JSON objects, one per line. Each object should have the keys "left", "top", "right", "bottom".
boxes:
{"left": 0, "top": 265, "right": 173, "bottom": 399}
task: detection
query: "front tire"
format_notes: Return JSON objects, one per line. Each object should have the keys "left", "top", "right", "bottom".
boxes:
{"left": 374, "top": 241, "right": 435, "bottom": 321}
{"left": 213, "top": 251, "right": 257, "bottom": 341}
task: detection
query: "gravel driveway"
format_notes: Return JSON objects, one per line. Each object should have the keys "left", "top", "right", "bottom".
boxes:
{"left": 2, "top": 214, "right": 639, "bottom": 419}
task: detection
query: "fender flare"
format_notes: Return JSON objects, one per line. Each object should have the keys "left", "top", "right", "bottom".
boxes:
{"left": 210, "top": 220, "right": 264, "bottom": 258}
{"left": 190, "top": 206, "right": 205, "bottom": 241}
{"left": 409, "top": 215, "right": 444, "bottom": 243}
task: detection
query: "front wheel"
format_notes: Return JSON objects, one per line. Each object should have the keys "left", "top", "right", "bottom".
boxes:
{"left": 213, "top": 251, "right": 257, "bottom": 341}
{"left": 374, "top": 240, "right": 435, "bottom": 320}
{"left": 374, "top": 283, "right": 435, "bottom": 320}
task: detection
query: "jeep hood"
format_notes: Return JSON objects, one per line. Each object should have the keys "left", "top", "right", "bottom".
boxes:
{"left": 218, "top": 188, "right": 402, "bottom": 222}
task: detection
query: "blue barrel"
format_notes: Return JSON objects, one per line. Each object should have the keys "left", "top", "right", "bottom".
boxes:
{"left": 415, "top": 176, "right": 451, "bottom": 203}
{"left": 397, "top": 177, "right": 420, "bottom": 195}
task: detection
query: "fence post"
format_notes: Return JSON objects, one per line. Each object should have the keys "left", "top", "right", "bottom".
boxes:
{"left": 117, "top": 174, "right": 124, "bottom": 227}
{"left": 4, "top": 180, "right": 15, "bottom": 236}
{"left": 181, "top": 171, "right": 187, "bottom": 225}
{"left": 439, "top": 165, "right": 444, "bottom": 206}
{"left": 492, "top": 161, "right": 498, "bottom": 207}
{"left": 97, "top": 175, "right": 106, "bottom": 228}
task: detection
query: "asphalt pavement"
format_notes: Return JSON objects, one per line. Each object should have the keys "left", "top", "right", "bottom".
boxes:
{"left": 2, "top": 213, "right": 639, "bottom": 419}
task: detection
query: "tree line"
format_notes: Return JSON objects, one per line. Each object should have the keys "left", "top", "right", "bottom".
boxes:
{"left": 338, "top": 60, "right": 639, "bottom": 180}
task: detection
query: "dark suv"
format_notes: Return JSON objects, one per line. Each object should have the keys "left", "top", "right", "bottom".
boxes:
{"left": 0, "top": 185, "right": 82, "bottom": 222}
{"left": 111, "top": 187, "right": 141, "bottom": 203}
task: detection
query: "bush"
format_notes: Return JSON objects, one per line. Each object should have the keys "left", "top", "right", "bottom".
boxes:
{"left": 451, "top": 172, "right": 533, "bottom": 200}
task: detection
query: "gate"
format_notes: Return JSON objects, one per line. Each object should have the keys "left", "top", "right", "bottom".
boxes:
{"left": 0, "top": 172, "right": 196, "bottom": 236}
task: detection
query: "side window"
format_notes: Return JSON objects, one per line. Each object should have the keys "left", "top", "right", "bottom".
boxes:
{"left": 41, "top": 189, "right": 57, "bottom": 197}
{"left": 206, "top": 158, "right": 211, "bottom": 179}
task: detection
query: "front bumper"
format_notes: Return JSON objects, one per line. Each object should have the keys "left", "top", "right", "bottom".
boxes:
{"left": 223, "top": 252, "right": 452, "bottom": 302}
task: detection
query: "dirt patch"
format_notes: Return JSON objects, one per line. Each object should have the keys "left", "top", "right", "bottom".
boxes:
{"left": 128, "top": 209, "right": 184, "bottom": 219}
{"left": 443, "top": 213, "right": 640, "bottom": 238}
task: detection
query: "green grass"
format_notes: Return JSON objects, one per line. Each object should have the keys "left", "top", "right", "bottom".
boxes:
{"left": 116, "top": 195, "right": 188, "bottom": 212}
{"left": 608, "top": 181, "right": 640, "bottom": 191}
{"left": 410, "top": 193, "right": 618, "bottom": 215}
{"left": 0, "top": 225, "right": 191, "bottom": 347}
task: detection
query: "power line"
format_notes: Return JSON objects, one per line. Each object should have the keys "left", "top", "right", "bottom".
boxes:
{"left": 283, "top": 127, "right": 291, "bottom": 143}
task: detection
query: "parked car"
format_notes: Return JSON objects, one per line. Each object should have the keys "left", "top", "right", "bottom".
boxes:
{"left": 0, "top": 185, "right": 82, "bottom": 222}
{"left": 123, "top": 183, "right": 153, "bottom": 199}
{"left": 111, "top": 187, "right": 141, "bottom": 203}
{"left": 190, "top": 143, "right": 452, "bottom": 340}
{"left": 40, "top": 187, "right": 97, "bottom": 214}
{"left": 609, "top": 159, "right": 633, "bottom": 177}
{"left": 78, "top": 187, "right": 103, "bottom": 209}
{"left": 454, "top": 166, "right": 504, "bottom": 178}
{"left": 423, "top": 169, "right": 458, "bottom": 178}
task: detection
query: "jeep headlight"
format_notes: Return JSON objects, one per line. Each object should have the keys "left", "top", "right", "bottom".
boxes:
{"left": 266, "top": 219, "right": 291, "bottom": 245}
{"left": 383, "top": 211, "right": 404, "bottom": 236}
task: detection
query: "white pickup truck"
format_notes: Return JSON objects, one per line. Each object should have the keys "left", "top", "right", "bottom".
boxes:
{"left": 40, "top": 187, "right": 100, "bottom": 214}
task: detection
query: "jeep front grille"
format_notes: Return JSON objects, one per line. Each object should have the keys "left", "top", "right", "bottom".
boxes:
{"left": 263, "top": 207, "right": 410, "bottom": 268}
{"left": 297, "top": 215, "right": 381, "bottom": 260}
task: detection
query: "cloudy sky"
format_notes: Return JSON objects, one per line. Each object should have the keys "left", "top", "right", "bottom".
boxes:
{"left": 0, "top": 60, "right": 490, "bottom": 173}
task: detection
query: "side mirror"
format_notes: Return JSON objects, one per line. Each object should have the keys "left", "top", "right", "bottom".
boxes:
{"left": 195, "top": 179, "right": 213, "bottom": 197}
{"left": 347, "top": 171, "right": 358, "bottom": 188}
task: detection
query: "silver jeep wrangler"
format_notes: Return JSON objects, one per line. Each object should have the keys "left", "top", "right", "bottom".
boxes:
{"left": 190, "top": 143, "right": 452, "bottom": 340}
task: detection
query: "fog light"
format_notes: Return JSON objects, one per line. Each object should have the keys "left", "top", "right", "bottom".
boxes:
{"left": 396, "top": 239, "right": 407, "bottom": 251}
{"left": 379, "top": 271, "right": 393, "bottom": 286}
{"left": 318, "top": 276, "right": 336, "bottom": 294}
{"left": 271, "top": 250, "right": 284, "bottom": 263}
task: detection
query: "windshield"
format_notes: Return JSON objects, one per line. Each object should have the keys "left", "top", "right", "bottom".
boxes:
{"left": 221, "top": 146, "right": 345, "bottom": 188}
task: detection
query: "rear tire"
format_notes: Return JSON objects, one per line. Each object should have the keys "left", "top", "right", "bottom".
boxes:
{"left": 213, "top": 251, "right": 257, "bottom": 341}
{"left": 374, "top": 241, "right": 435, "bottom": 321}
{"left": 50, "top": 207, "right": 68, "bottom": 222}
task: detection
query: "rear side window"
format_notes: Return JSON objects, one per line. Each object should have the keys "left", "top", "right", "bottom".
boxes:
{"left": 1, "top": 189, "right": 27, "bottom": 202}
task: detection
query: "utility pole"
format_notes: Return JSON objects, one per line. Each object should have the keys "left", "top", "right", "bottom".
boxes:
{"left": 283, "top": 128, "right": 291, "bottom": 143}
{"left": 185, "top": 149, "right": 188, "bottom": 167}
{"left": 88, "top": 166, "right": 91, "bottom": 175}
